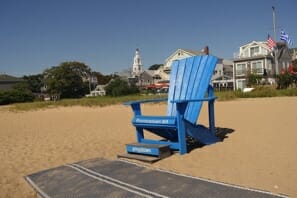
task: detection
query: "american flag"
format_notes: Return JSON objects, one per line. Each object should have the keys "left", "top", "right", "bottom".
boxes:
{"left": 267, "top": 34, "right": 276, "bottom": 50}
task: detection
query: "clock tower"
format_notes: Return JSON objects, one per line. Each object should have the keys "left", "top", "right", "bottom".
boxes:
{"left": 132, "top": 48, "right": 142, "bottom": 77}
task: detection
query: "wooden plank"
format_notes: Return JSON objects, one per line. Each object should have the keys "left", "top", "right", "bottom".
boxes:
{"left": 186, "top": 56, "right": 218, "bottom": 124}
{"left": 180, "top": 57, "right": 194, "bottom": 100}
{"left": 173, "top": 58, "right": 187, "bottom": 101}
{"left": 167, "top": 60, "right": 179, "bottom": 116}
{"left": 126, "top": 143, "right": 170, "bottom": 149}
{"left": 125, "top": 143, "right": 172, "bottom": 159}
{"left": 117, "top": 153, "right": 161, "bottom": 163}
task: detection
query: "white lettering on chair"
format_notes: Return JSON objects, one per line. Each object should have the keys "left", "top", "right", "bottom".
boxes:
{"left": 132, "top": 147, "right": 152, "bottom": 153}
{"left": 135, "top": 118, "right": 169, "bottom": 124}
{"left": 161, "top": 119, "right": 169, "bottom": 124}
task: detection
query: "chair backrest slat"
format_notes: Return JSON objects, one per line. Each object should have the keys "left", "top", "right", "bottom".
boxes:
{"left": 166, "top": 55, "right": 218, "bottom": 124}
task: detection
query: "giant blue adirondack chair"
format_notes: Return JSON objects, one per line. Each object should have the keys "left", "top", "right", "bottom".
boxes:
{"left": 125, "top": 55, "right": 220, "bottom": 155}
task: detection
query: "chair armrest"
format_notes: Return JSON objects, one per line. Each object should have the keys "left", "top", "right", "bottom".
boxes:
{"left": 170, "top": 96, "right": 217, "bottom": 103}
{"left": 124, "top": 98, "right": 168, "bottom": 116}
{"left": 124, "top": 98, "right": 168, "bottom": 106}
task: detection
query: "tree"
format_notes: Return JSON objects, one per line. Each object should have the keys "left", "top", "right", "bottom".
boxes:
{"left": 105, "top": 78, "right": 139, "bottom": 96}
{"left": 23, "top": 74, "right": 44, "bottom": 93}
{"left": 43, "top": 61, "right": 91, "bottom": 98}
{"left": 0, "top": 82, "right": 34, "bottom": 105}
{"left": 246, "top": 73, "right": 262, "bottom": 87}
{"left": 276, "top": 71, "right": 292, "bottom": 89}
{"left": 148, "top": 64, "right": 163, "bottom": 70}
{"left": 92, "top": 71, "right": 114, "bottom": 85}
{"left": 276, "top": 60, "right": 297, "bottom": 89}
{"left": 288, "top": 60, "right": 297, "bottom": 87}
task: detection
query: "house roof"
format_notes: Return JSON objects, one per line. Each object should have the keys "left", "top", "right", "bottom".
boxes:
{"left": 181, "top": 49, "right": 203, "bottom": 56}
{"left": 143, "top": 70, "right": 155, "bottom": 77}
{"left": 240, "top": 41, "right": 269, "bottom": 50}
{"left": 165, "top": 48, "right": 204, "bottom": 63}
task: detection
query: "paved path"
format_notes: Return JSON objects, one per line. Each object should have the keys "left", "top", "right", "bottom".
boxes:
{"left": 26, "top": 158, "right": 288, "bottom": 198}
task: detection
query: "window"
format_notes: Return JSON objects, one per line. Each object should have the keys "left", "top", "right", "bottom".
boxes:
{"left": 250, "top": 46, "right": 259, "bottom": 57}
{"left": 237, "top": 79, "right": 246, "bottom": 90}
{"left": 251, "top": 61, "right": 263, "bottom": 74}
{"left": 236, "top": 63, "right": 246, "bottom": 76}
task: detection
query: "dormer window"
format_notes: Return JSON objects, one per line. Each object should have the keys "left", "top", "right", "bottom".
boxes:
{"left": 250, "top": 46, "right": 259, "bottom": 57}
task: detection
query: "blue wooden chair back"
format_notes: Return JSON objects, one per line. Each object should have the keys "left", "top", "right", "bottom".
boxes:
{"left": 166, "top": 55, "right": 218, "bottom": 124}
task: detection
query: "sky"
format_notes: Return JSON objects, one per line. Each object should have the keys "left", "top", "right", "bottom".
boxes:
{"left": 0, "top": 0, "right": 296, "bottom": 77}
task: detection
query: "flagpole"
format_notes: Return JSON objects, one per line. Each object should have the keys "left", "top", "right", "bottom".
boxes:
{"left": 272, "top": 6, "right": 276, "bottom": 41}
{"left": 272, "top": 6, "right": 279, "bottom": 75}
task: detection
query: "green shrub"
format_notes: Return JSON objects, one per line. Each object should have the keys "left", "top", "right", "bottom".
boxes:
{"left": 0, "top": 89, "right": 34, "bottom": 105}
{"left": 276, "top": 72, "right": 293, "bottom": 89}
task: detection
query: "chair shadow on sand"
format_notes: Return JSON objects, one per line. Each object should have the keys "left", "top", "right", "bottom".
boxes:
{"left": 187, "top": 127, "right": 235, "bottom": 153}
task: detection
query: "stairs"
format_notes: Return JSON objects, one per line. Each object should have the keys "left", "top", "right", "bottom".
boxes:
{"left": 118, "top": 143, "right": 172, "bottom": 163}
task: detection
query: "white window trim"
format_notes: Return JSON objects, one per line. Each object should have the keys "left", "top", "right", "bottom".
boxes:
{"left": 235, "top": 62, "right": 247, "bottom": 76}
{"left": 251, "top": 60, "right": 264, "bottom": 74}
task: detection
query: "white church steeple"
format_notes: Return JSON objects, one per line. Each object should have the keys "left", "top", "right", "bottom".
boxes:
{"left": 132, "top": 48, "right": 142, "bottom": 77}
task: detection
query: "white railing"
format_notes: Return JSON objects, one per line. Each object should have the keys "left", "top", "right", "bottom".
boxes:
{"left": 234, "top": 52, "right": 269, "bottom": 59}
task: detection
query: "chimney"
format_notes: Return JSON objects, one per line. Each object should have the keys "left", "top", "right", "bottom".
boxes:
{"left": 204, "top": 46, "right": 209, "bottom": 55}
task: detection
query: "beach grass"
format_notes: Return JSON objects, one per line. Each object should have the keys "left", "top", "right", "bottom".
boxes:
{"left": 6, "top": 87, "right": 297, "bottom": 111}
{"left": 9, "top": 94, "right": 167, "bottom": 111}
{"left": 216, "top": 87, "right": 297, "bottom": 100}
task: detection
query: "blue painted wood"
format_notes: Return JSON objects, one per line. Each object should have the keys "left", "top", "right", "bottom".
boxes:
{"left": 208, "top": 85, "right": 216, "bottom": 135}
{"left": 185, "top": 56, "right": 218, "bottom": 124}
{"left": 124, "top": 98, "right": 168, "bottom": 106}
{"left": 126, "top": 145, "right": 161, "bottom": 156}
{"left": 133, "top": 116, "right": 176, "bottom": 126}
{"left": 166, "top": 60, "right": 179, "bottom": 116}
{"left": 139, "top": 139, "right": 180, "bottom": 150}
{"left": 176, "top": 102, "right": 188, "bottom": 154}
{"left": 125, "top": 55, "right": 219, "bottom": 155}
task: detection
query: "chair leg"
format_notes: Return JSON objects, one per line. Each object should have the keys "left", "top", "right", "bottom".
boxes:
{"left": 178, "top": 127, "right": 187, "bottom": 154}
{"left": 208, "top": 85, "right": 216, "bottom": 135}
{"left": 136, "top": 127, "right": 144, "bottom": 143}
{"left": 208, "top": 100, "right": 216, "bottom": 135}
{"left": 176, "top": 103, "right": 187, "bottom": 155}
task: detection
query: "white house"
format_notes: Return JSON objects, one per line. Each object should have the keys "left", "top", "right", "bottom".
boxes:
{"left": 233, "top": 41, "right": 273, "bottom": 90}
{"left": 125, "top": 47, "right": 235, "bottom": 90}
{"left": 164, "top": 49, "right": 203, "bottom": 70}
{"left": 164, "top": 48, "right": 234, "bottom": 90}
{"left": 211, "top": 59, "right": 234, "bottom": 90}
{"left": 233, "top": 41, "right": 291, "bottom": 90}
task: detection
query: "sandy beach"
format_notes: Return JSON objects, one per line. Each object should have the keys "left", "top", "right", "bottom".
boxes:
{"left": 0, "top": 97, "right": 297, "bottom": 197}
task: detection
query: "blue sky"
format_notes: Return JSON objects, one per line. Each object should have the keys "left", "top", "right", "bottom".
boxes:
{"left": 1, "top": 0, "right": 296, "bottom": 77}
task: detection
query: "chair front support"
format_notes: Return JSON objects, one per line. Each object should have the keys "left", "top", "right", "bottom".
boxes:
{"left": 208, "top": 85, "right": 216, "bottom": 135}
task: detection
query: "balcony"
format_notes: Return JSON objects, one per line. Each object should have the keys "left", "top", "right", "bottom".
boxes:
{"left": 235, "top": 53, "right": 268, "bottom": 59}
